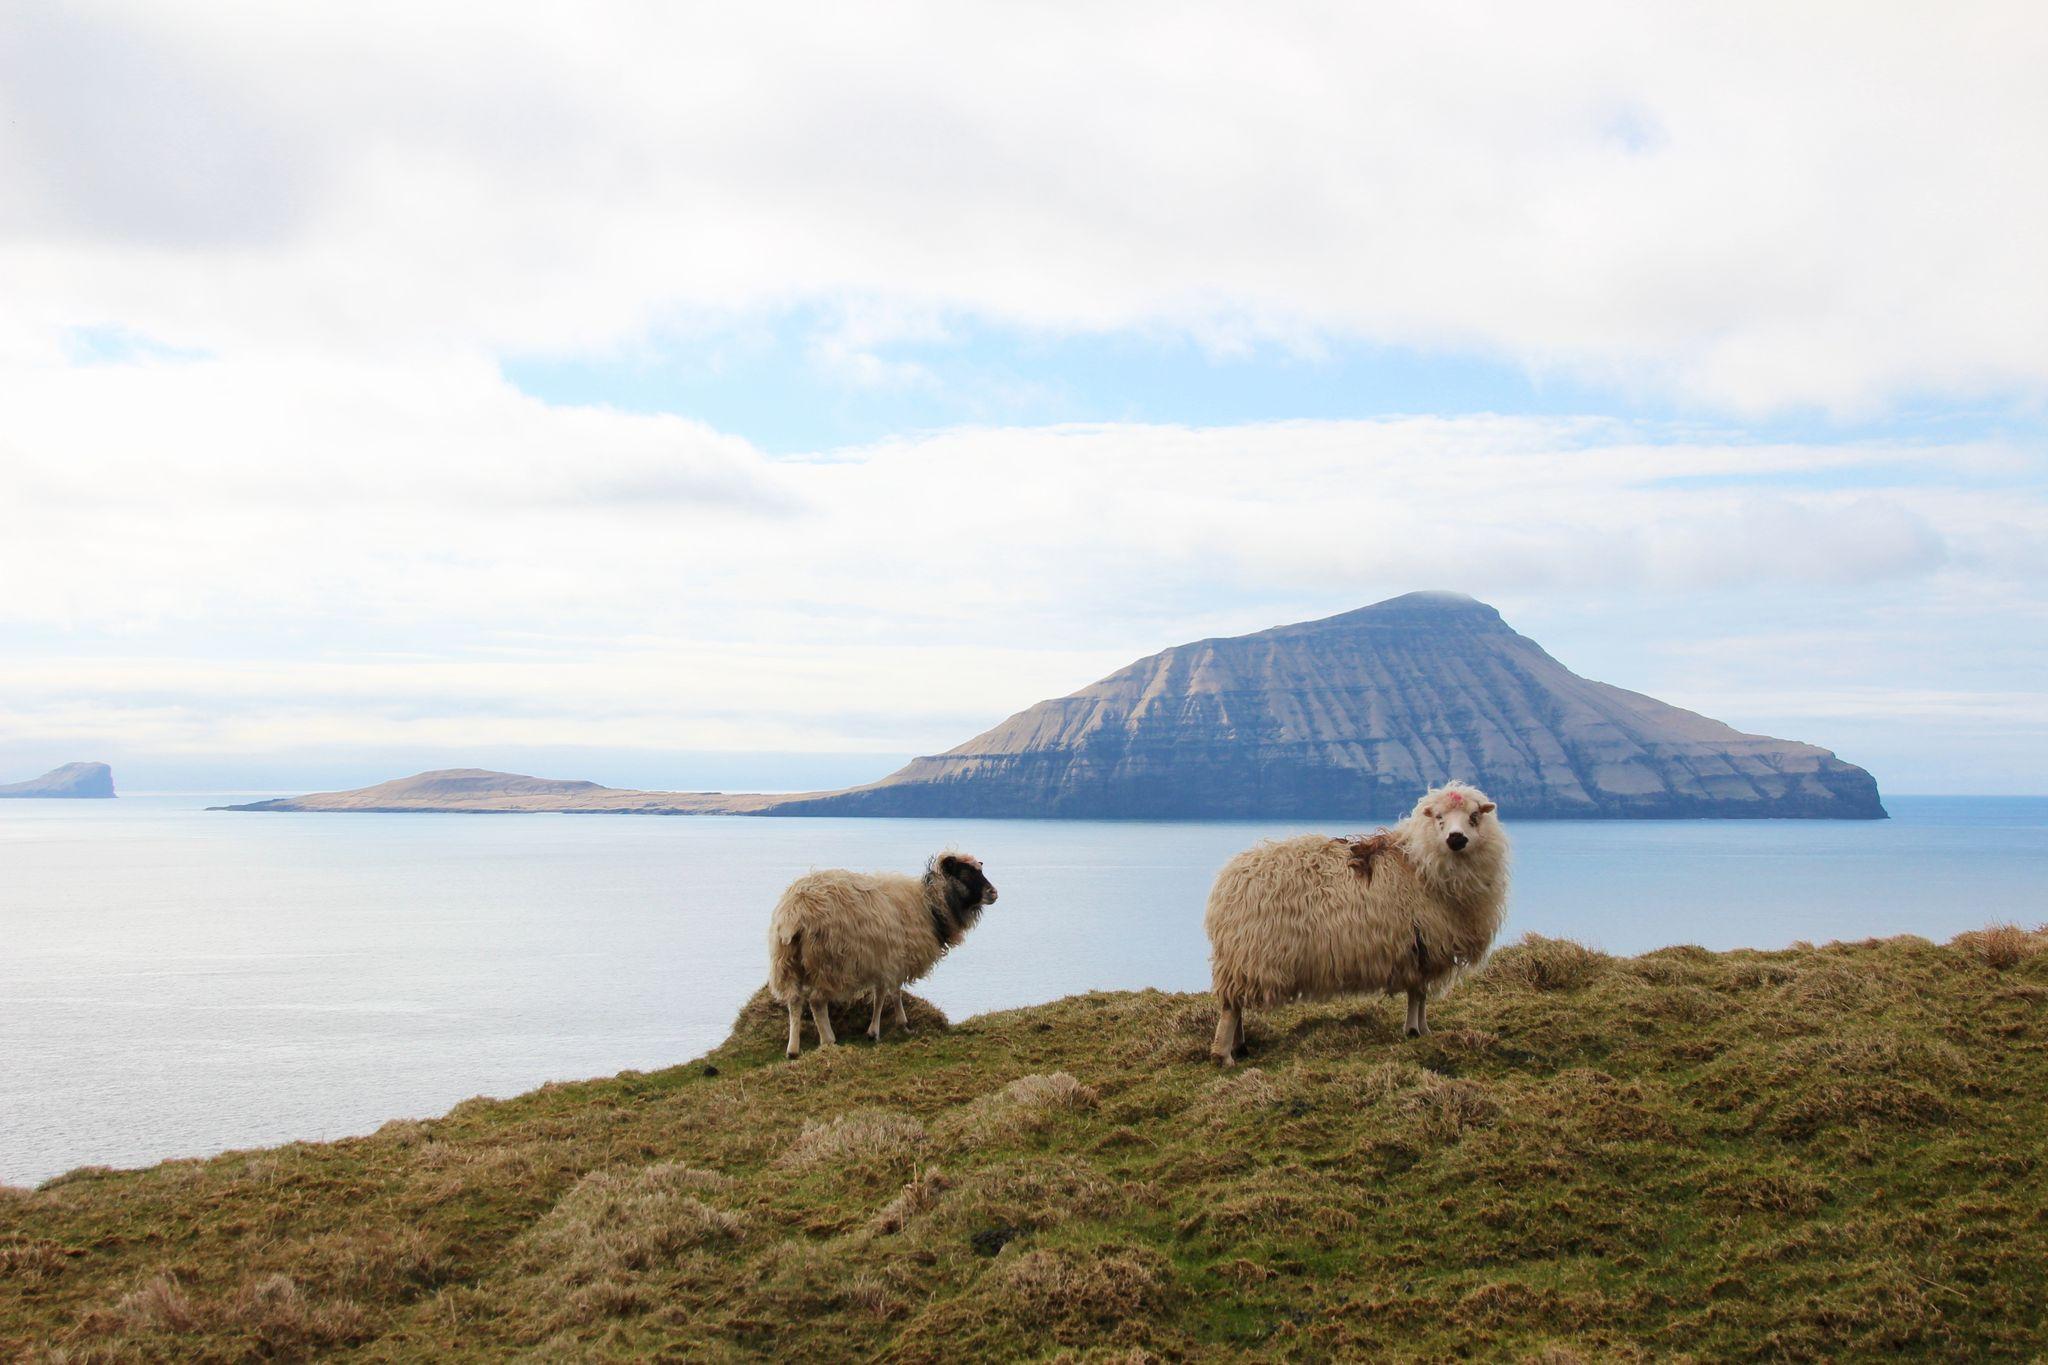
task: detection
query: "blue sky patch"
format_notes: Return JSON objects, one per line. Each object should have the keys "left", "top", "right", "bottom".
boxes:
{"left": 501, "top": 310, "right": 2045, "bottom": 459}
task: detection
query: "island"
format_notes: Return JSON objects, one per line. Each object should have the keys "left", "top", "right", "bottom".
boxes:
{"left": 0, "top": 761, "right": 116, "bottom": 799}
{"left": 221, "top": 592, "right": 1885, "bottom": 820}
{"left": 216, "top": 768, "right": 789, "bottom": 815}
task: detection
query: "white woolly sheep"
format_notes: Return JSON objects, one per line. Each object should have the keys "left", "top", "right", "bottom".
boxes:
{"left": 1205, "top": 781, "right": 1510, "bottom": 1064}
{"left": 767, "top": 852, "right": 998, "bottom": 1060}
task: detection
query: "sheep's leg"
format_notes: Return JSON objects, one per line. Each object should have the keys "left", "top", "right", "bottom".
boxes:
{"left": 1212, "top": 1001, "right": 1244, "bottom": 1065}
{"left": 784, "top": 997, "right": 804, "bottom": 1060}
{"left": 1406, "top": 988, "right": 1429, "bottom": 1038}
{"left": 810, "top": 998, "right": 837, "bottom": 1047}
{"left": 893, "top": 989, "right": 911, "bottom": 1032}
{"left": 867, "top": 986, "right": 886, "bottom": 1042}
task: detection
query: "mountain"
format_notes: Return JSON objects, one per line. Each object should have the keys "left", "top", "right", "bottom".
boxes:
{"left": 766, "top": 592, "right": 1885, "bottom": 819}
{"left": 215, "top": 768, "right": 782, "bottom": 814}
{"left": 0, "top": 762, "right": 116, "bottom": 799}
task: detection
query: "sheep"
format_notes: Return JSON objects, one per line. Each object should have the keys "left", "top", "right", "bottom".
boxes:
{"left": 767, "top": 852, "right": 999, "bottom": 1060}
{"left": 1205, "top": 781, "right": 1509, "bottom": 1065}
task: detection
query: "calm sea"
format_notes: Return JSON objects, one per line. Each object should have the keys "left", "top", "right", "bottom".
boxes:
{"left": 2, "top": 794, "right": 2042, "bottom": 1186}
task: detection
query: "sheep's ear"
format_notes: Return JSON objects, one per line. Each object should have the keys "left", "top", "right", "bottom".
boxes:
{"left": 1476, "top": 801, "right": 1496, "bottom": 815}
{"left": 938, "top": 854, "right": 963, "bottom": 875}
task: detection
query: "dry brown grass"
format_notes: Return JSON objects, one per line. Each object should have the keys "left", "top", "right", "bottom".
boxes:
{"left": 1184, "top": 1164, "right": 1364, "bottom": 1247}
{"left": 778, "top": 1110, "right": 930, "bottom": 1174}
{"left": 989, "top": 1245, "right": 1173, "bottom": 1327}
{"left": 0, "top": 1240, "right": 73, "bottom": 1290}
{"left": 5, "top": 946, "right": 2045, "bottom": 1361}
{"left": 1714, "top": 1031, "right": 1965, "bottom": 1138}
{"left": 1396, "top": 1070, "right": 1502, "bottom": 1143}
{"left": 936, "top": 1157, "right": 1127, "bottom": 1235}
{"left": 1190, "top": 1064, "right": 1285, "bottom": 1116}
{"left": 1953, "top": 922, "right": 2046, "bottom": 970}
{"left": 1484, "top": 934, "right": 1611, "bottom": 991}
{"left": 521, "top": 1163, "right": 743, "bottom": 1287}
{"left": 869, "top": 1166, "right": 952, "bottom": 1234}
{"left": 729, "top": 983, "right": 951, "bottom": 1050}
{"left": 102, "top": 1274, "right": 199, "bottom": 1334}
{"left": 941, "top": 1071, "right": 1100, "bottom": 1145}
{"left": 220, "top": 1273, "right": 371, "bottom": 1352}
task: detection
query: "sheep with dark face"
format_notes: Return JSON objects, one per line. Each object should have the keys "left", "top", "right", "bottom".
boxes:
{"left": 767, "top": 852, "right": 998, "bottom": 1059}
{"left": 1205, "top": 781, "right": 1510, "bottom": 1064}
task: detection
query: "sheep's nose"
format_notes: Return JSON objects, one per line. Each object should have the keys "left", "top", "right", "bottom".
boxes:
{"left": 1446, "top": 832, "right": 1468, "bottom": 851}
{"left": 984, "top": 886, "right": 999, "bottom": 903}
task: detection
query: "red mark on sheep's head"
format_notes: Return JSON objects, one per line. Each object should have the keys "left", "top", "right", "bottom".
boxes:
{"left": 1445, "top": 791, "right": 1464, "bottom": 807}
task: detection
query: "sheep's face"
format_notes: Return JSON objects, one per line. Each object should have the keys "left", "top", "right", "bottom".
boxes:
{"left": 939, "top": 853, "right": 998, "bottom": 907}
{"left": 1419, "top": 784, "right": 1497, "bottom": 855}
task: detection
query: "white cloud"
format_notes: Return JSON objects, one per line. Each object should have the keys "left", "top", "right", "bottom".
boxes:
{"left": 0, "top": 2, "right": 2044, "bottom": 410}
{"left": 2, "top": 4, "right": 2045, "bottom": 790}
{"left": 1, "top": 350, "right": 2043, "bottom": 783}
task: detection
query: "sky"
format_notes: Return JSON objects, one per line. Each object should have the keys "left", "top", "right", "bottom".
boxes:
{"left": 2, "top": 2, "right": 2046, "bottom": 795}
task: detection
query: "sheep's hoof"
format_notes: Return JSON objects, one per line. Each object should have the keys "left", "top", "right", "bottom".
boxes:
{"left": 785, "top": 1049, "right": 799, "bottom": 1060}
{"left": 1213, "top": 1048, "right": 1240, "bottom": 1068}
{"left": 866, "top": 1029, "right": 881, "bottom": 1043}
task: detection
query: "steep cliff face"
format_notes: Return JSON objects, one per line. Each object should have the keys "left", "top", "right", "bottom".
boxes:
{"left": 770, "top": 593, "right": 1885, "bottom": 820}
{"left": 0, "top": 762, "right": 116, "bottom": 798}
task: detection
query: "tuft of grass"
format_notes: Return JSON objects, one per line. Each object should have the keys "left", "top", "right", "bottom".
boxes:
{"left": 523, "top": 1164, "right": 742, "bottom": 1280}
{"left": 868, "top": 1166, "right": 952, "bottom": 1235}
{"left": 989, "top": 1244, "right": 1172, "bottom": 1326}
{"left": 103, "top": 1274, "right": 199, "bottom": 1335}
{"left": 778, "top": 1110, "right": 929, "bottom": 1177}
{"left": 1484, "top": 933, "right": 1611, "bottom": 991}
{"left": 0, "top": 1240, "right": 72, "bottom": 1291}
{"left": 218, "top": 1273, "right": 370, "bottom": 1353}
{"left": 728, "top": 983, "right": 952, "bottom": 1060}
{"left": 1002, "top": 1071, "right": 1097, "bottom": 1111}
{"left": 941, "top": 1071, "right": 1100, "bottom": 1145}
{"left": 4, "top": 933, "right": 2046, "bottom": 1360}
{"left": 1952, "top": 922, "right": 2045, "bottom": 970}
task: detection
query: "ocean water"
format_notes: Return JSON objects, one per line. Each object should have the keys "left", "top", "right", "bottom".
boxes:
{"left": 2, "top": 794, "right": 2042, "bottom": 1186}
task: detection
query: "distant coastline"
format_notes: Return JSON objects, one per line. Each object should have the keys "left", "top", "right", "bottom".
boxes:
{"left": 219, "top": 591, "right": 1887, "bottom": 823}
{"left": 215, "top": 765, "right": 1890, "bottom": 821}
{"left": 213, "top": 769, "right": 786, "bottom": 815}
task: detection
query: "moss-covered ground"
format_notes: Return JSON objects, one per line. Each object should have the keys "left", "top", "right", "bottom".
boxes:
{"left": 5, "top": 927, "right": 2046, "bottom": 1361}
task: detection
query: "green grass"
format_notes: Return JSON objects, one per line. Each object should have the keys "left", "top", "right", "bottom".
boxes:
{"left": 5, "top": 927, "right": 2047, "bottom": 1361}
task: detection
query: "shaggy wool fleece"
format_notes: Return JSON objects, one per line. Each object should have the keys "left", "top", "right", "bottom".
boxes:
{"left": 1206, "top": 781, "right": 1510, "bottom": 1010}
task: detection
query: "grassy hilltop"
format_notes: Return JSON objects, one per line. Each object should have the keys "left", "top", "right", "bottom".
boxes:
{"left": 5, "top": 929, "right": 2046, "bottom": 1361}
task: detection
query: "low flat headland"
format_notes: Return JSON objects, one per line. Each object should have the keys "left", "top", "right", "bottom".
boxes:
{"left": 214, "top": 768, "right": 788, "bottom": 815}
{"left": 5, "top": 930, "right": 2043, "bottom": 1359}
